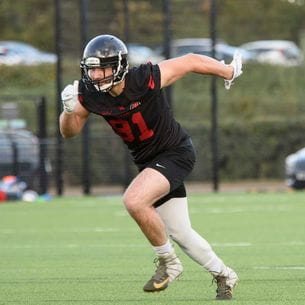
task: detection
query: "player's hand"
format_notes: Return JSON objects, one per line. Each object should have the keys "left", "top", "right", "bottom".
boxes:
{"left": 224, "top": 51, "right": 243, "bottom": 90}
{"left": 61, "top": 80, "right": 79, "bottom": 113}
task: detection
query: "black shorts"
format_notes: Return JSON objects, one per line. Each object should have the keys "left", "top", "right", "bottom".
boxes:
{"left": 136, "top": 138, "right": 196, "bottom": 207}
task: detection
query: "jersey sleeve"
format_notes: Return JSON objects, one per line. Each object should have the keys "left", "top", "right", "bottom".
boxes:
{"left": 124, "top": 63, "right": 161, "bottom": 100}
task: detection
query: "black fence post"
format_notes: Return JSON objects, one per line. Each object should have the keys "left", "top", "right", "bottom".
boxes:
{"left": 54, "top": 0, "right": 64, "bottom": 195}
{"left": 79, "top": 0, "right": 91, "bottom": 195}
{"left": 163, "top": 0, "right": 173, "bottom": 107}
{"left": 11, "top": 141, "right": 19, "bottom": 177}
{"left": 123, "top": 0, "right": 130, "bottom": 43}
{"left": 210, "top": 0, "right": 219, "bottom": 192}
{"left": 123, "top": 0, "right": 133, "bottom": 190}
{"left": 37, "top": 96, "right": 48, "bottom": 195}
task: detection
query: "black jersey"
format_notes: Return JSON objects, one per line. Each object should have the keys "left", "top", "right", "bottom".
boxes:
{"left": 79, "top": 63, "right": 189, "bottom": 164}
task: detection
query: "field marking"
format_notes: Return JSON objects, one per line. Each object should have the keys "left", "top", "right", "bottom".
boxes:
{"left": 190, "top": 206, "right": 291, "bottom": 214}
{"left": 211, "top": 242, "right": 252, "bottom": 247}
{"left": 0, "top": 243, "right": 147, "bottom": 249}
{"left": 1, "top": 242, "right": 253, "bottom": 249}
{"left": 0, "top": 227, "right": 120, "bottom": 234}
{"left": 254, "top": 266, "right": 305, "bottom": 270}
{"left": 3, "top": 240, "right": 303, "bottom": 250}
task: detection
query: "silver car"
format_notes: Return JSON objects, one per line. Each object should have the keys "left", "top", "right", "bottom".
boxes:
{"left": 239, "top": 40, "right": 303, "bottom": 66}
{"left": 127, "top": 43, "right": 164, "bottom": 66}
{"left": 0, "top": 41, "right": 57, "bottom": 65}
{"left": 169, "top": 38, "right": 251, "bottom": 62}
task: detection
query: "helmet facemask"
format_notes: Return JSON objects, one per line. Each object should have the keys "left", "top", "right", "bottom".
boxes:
{"left": 81, "top": 51, "right": 129, "bottom": 92}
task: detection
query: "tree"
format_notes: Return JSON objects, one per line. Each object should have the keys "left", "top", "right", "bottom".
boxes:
{"left": 0, "top": 0, "right": 54, "bottom": 51}
{"left": 218, "top": 0, "right": 305, "bottom": 45}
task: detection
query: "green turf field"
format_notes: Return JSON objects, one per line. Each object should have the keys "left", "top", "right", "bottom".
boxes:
{"left": 0, "top": 191, "right": 304, "bottom": 305}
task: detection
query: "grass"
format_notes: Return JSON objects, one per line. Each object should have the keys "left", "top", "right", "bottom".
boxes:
{"left": 0, "top": 191, "right": 304, "bottom": 305}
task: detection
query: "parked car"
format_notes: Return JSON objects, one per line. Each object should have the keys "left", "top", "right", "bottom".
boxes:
{"left": 170, "top": 38, "right": 216, "bottom": 57}
{"left": 0, "top": 45, "right": 22, "bottom": 65}
{"left": 0, "top": 41, "right": 57, "bottom": 65}
{"left": 127, "top": 43, "right": 164, "bottom": 66}
{"left": 239, "top": 40, "right": 303, "bottom": 66}
{"left": 285, "top": 147, "right": 305, "bottom": 190}
{"left": 215, "top": 43, "right": 252, "bottom": 63}
{"left": 165, "top": 38, "right": 251, "bottom": 62}
{"left": 0, "top": 129, "right": 47, "bottom": 191}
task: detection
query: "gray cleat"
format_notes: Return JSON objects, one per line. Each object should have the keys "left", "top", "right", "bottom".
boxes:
{"left": 212, "top": 267, "right": 238, "bottom": 300}
{"left": 143, "top": 253, "right": 183, "bottom": 292}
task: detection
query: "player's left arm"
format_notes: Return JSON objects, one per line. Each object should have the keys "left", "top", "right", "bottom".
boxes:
{"left": 158, "top": 52, "right": 242, "bottom": 90}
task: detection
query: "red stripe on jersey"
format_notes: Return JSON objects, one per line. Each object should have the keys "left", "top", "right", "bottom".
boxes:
{"left": 78, "top": 94, "right": 84, "bottom": 103}
{"left": 148, "top": 75, "right": 155, "bottom": 89}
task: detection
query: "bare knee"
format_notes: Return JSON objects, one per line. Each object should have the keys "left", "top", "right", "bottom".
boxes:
{"left": 122, "top": 190, "right": 144, "bottom": 217}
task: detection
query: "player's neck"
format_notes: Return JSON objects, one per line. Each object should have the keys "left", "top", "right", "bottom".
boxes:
{"left": 109, "top": 80, "right": 125, "bottom": 97}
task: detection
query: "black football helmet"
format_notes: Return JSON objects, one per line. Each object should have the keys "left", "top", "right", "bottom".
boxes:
{"left": 80, "top": 34, "right": 129, "bottom": 92}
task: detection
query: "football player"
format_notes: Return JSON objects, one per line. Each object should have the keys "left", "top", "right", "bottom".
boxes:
{"left": 60, "top": 34, "right": 242, "bottom": 299}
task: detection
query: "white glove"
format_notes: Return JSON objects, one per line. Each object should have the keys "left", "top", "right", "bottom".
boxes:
{"left": 61, "top": 80, "right": 79, "bottom": 113}
{"left": 224, "top": 51, "right": 243, "bottom": 90}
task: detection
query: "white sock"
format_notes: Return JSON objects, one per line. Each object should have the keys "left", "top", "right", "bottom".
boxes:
{"left": 202, "top": 252, "right": 226, "bottom": 274}
{"left": 157, "top": 197, "right": 227, "bottom": 274}
{"left": 152, "top": 239, "right": 174, "bottom": 256}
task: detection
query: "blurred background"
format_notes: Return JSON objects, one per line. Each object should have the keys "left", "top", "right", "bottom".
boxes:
{"left": 1, "top": 0, "right": 305, "bottom": 196}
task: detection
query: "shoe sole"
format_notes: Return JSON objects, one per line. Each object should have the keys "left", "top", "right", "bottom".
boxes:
{"left": 143, "top": 271, "right": 183, "bottom": 292}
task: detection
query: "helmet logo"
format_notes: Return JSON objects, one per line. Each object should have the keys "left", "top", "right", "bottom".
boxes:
{"left": 85, "top": 57, "right": 100, "bottom": 66}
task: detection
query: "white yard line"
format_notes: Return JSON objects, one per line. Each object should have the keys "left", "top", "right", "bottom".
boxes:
{"left": 190, "top": 206, "right": 291, "bottom": 214}
{"left": 211, "top": 242, "right": 252, "bottom": 247}
{"left": 2, "top": 240, "right": 304, "bottom": 249}
{"left": 254, "top": 266, "right": 305, "bottom": 270}
{"left": 0, "top": 227, "right": 120, "bottom": 234}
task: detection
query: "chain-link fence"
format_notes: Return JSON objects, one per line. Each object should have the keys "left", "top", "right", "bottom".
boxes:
{"left": 1, "top": 0, "right": 305, "bottom": 194}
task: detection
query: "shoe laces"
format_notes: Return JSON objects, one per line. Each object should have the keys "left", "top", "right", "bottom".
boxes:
{"left": 153, "top": 255, "right": 182, "bottom": 280}
{"left": 151, "top": 258, "right": 168, "bottom": 282}
{"left": 212, "top": 276, "right": 232, "bottom": 298}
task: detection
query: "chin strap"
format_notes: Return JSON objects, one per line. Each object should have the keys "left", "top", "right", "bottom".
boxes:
{"left": 94, "top": 80, "right": 114, "bottom": 92}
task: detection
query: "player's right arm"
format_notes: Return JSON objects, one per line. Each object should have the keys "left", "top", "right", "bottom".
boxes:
{"left": 59, "top": 80, "right": 90, "bottom": 138}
